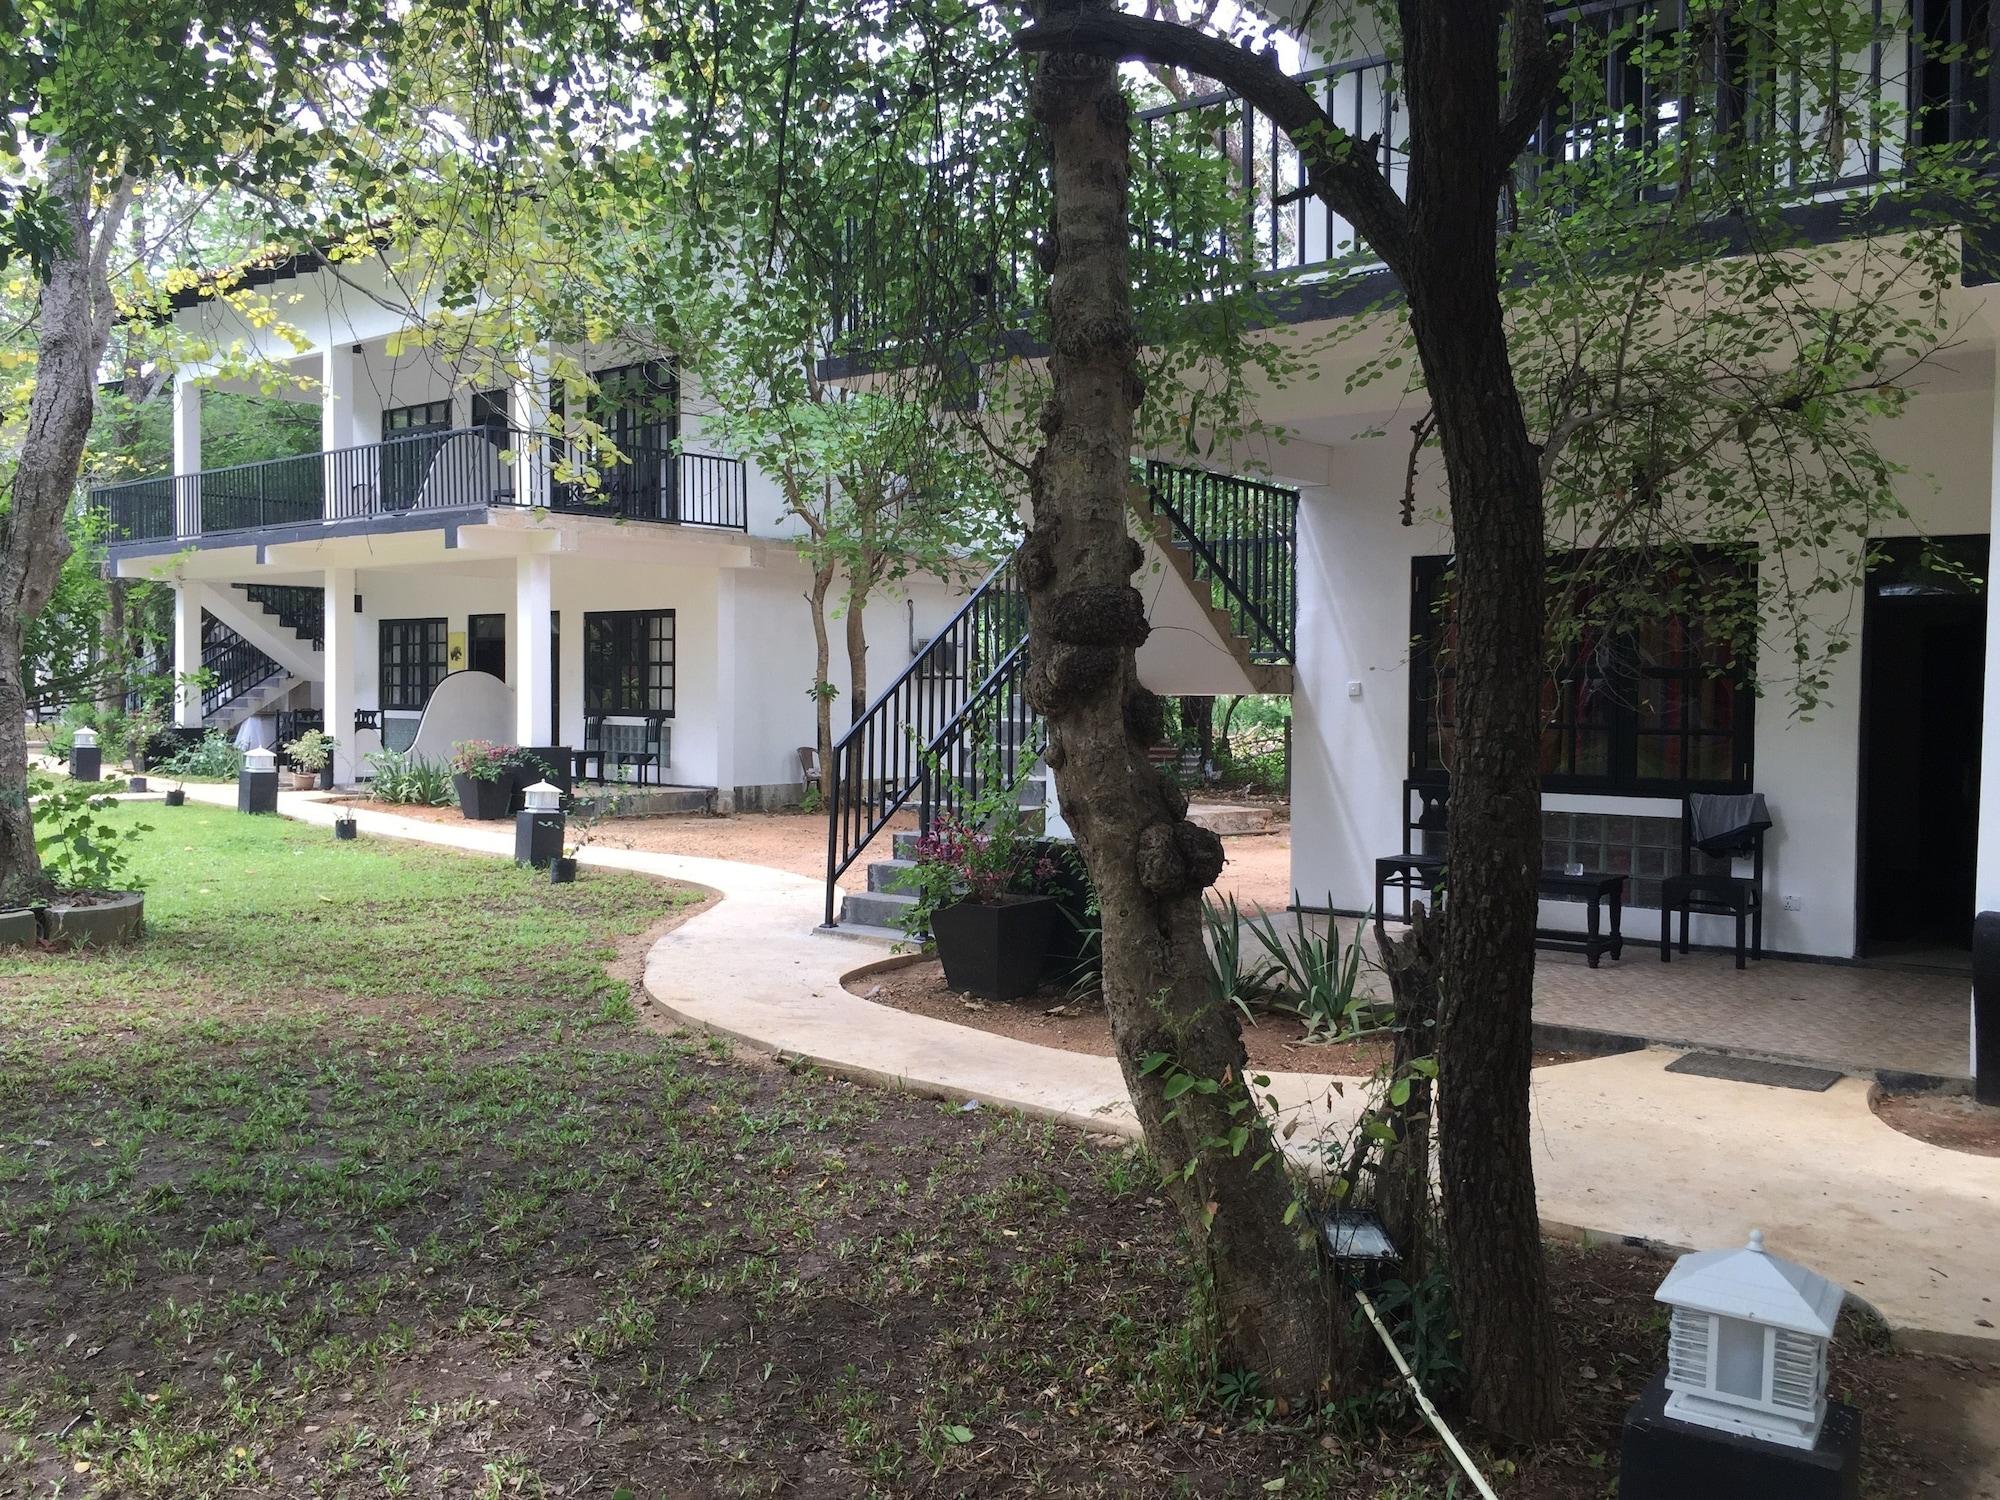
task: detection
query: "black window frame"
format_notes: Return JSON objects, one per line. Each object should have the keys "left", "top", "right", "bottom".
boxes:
{"left": 1409, "top": 550, "right": 1756, "bottom": 797}
{"left": 379, "top": 617, "right": 450, "bottom": 712}
{"left": 381, "top": 400, "right": 452, "bottom": 438}
{"left": 583, "top": 609, "right": 676, "bottom": 718}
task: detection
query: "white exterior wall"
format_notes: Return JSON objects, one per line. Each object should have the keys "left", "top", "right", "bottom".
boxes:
{"left": 1291, "top": 372, "right": 1997, "bottom": 959}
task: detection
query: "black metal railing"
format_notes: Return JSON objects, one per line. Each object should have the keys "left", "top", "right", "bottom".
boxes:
{"left": 90, "top": 429, "right": 751, "bottom": 543}
{"left": 823, "top": 551, "right": 1028, "bottom": 925}
{"left": 237, "top": 583, "right": 325, "bottom": 647}
{"left": 828, "top": 4, "right": 1999, "bottom": 353}
{"left": 200, "top": 615, "right": 283, "bottom": 717}
{"left": 541, "top": 443, "right": 749, "bottom": 530}
{"left": 1145, "top": 461, "right": 1298, "bottom": 665}
{"left": 916, "top": 649, "right": 1038, "bottom": 835}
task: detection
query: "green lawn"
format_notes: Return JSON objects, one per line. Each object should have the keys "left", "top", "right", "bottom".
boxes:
{"left": 0, "top": 807, "right": 1975, "bottom": 1498}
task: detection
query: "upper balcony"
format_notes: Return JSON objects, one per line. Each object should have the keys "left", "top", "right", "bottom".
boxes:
{"left": 90, "top": 429, "right": 749, "bottom": 554}
{"left": 826, "top": 0, "right": 2000, "bottom": 364}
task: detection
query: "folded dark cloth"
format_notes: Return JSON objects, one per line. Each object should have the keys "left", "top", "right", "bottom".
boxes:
{"left": 1688, "top": 792, "right": 1771, "bottom": 857}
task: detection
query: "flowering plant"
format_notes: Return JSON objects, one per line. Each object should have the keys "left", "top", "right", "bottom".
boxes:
{"left": 893, "top": 809, "right": 1059, "bottom": 940}
{"left": 450, "top": 740, "right": 518, "bottom": 781}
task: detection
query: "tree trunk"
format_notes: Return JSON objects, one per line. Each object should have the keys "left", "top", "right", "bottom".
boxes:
{"left": 1180, "top": 694, "right": 1214, "bottom": 769}
{"left": 1398, "top": 0, "right": 1563, "bottom": 1439}
{"left": 98, "top": 579, "right": 130, "bottom": 718}
{"left": 1375, "top": 904, "right": 1443, "bottom": 1286}
{"left": 845, "top": 585, "right": 868, "bottom": 726}
{"left": 1024, "top": 0, "right": 1352, "bottom": 1401}
{"left": 1, "top": 157, "right": 129, "bottom": 907}
{"left": 806, "top": 559, "right": 838, "bottom": 782}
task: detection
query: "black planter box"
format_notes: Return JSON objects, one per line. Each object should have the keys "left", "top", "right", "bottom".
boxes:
{"left": 930, "top": 895, "right": 1060, "bottom": 1002}
{"left": 549, "top": 855, "right": 578, "bottom": 885}
{"left": 454, "top": 773, "right": 514, "bottom": 820}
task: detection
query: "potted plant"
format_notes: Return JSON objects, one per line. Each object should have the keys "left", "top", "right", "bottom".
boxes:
{"left": 29, "top": 774, "right": 149, "bottom": 947}
{"left": 333, "top": 810, "right": 358, "bottom": 841}
{"left": 895, "top": 811, "right": 1062, "bottom": 1003}
{"left": 450, "top": 739, "right": 517, "bottom": 820}
{"left": 283, "top": 728, "right": 335, "bottom": 791}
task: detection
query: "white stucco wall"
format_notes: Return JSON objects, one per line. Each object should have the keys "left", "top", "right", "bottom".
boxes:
{"left": 1289, "top": 371, "right": 1997, "bottom": 959}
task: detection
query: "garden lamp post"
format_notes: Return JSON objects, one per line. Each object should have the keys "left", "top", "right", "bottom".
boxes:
{"left": 515, "top": 780, "right": 565, "bottom": 870}
{"left": 1621, "top": 1229, "right": 1857, "bottom": 1498}
{"left": 70, "top": 726, "right": 101, "bottom": 782}
{"left": 238, "top": 744, "right": 279, "bottom": 815}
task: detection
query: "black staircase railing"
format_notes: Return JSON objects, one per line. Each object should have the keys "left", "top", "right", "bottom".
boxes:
{"left": 200, "top": 615, "right": 283, "bottom": 717}
{"left": 1145, "top": 461, "right": 1297, "bottom": 665}
{"left": 917, "top": 650, "right": 1038, "bottom": 835}
{"left": 823, "top": 552, "right": 1028, "bottom": 925}
{"left": 237, "top": 583, "right": 325, "bottom": 647}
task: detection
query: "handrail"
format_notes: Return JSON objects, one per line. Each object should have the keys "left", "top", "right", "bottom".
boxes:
{"left": 90, "top": 428, "right": 752, "bottom": 542}
{"left": 916, "top": 644, "right": 1037, "bottom": 836}
{"left": 823, "top": 549, "right": 1027, "bottom": 924}
{"left": 1145, "top": 461, "right": 1297, "bottom": 666}
{"left": 201, "top": 617, "right": 283, "bottom": 716}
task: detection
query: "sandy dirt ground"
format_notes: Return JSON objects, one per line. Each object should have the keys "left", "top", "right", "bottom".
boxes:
{"left": 335, "top": 797, "right": 1298, "bottom": 911}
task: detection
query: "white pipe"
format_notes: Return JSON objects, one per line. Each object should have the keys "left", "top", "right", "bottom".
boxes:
{"left": 1352, "top": 1287, "right": 1500, "bottom": 1500}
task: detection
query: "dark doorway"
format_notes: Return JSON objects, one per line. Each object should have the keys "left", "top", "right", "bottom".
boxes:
{"left": 467, "top": 612, "right": 507, "bottom": 682}
{"left": 1860, "top": 536, "right": 1987, "bottom": 965}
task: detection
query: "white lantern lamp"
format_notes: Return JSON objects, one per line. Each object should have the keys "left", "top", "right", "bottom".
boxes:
{"left": 515, "top": 780, "right": 566, "bottom": 870}
{"left": 239, "top": 743, "right": 280, "bottom": 814}
{"left": 1656, "top": 1229, "right": 1843, "bottom": 1450}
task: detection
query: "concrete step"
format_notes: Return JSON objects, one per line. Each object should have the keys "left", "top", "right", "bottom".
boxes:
{"left": 817, "top": 919, "right": 905, "bottom": 946}
{"left": 1185, "top": 802, "right": 1282, "bottom": 837}
{"left": 867, "top": 857, "right": 918, "bottom": 892}
{"left": 575, "top": 784, "right": 713, "bottom": 816}
{"left": 893, "top": 829, "right": 921, "bottom": 859}
{"left": 839, "top": 887, "right": 920, "bottom": 928}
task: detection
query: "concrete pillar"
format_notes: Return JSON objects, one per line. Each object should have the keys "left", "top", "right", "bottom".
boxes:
{"left": 1973, "top": 367, "right": 2000, "bottom": 1088}
{"left": 513, "top": 553, "right": 554, "bottom": 746}
{"left": 321, "top": 344, "right": 356, "bottom": 520}
{"left": 323, "top": 567, "right": 359, "bottom": 783}
{"left": 509, "top": 352, "right": 551, "bottom": 508}
{"left": 171, "top": 376, "right": 200, "bottom": 537}
{"left": 713, "top": 572, "right": 739, "bottom": 812}
{"left": 172, "top": 582, "right": 204, "bottom": 728}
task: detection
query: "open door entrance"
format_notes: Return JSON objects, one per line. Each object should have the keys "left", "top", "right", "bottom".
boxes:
{"left": 1860, "top": 536, "right": 1987, "bottom": 967}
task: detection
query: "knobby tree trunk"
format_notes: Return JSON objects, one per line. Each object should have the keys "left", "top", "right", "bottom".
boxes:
{"left": 1398, "top": 1, "right": 1563, "bottom": 1439}
{"left": 1, "top": 157, "right": 131, "bottom": 908}
{"left": 1013, "top": 0, "right": 1566, "bottom": 1438}
{"left": 1023, "top": 0, "right": 1350, "bottom": 1400}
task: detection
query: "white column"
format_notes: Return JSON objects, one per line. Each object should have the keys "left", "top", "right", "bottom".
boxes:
{"left": 509, "top": 351, "right": 551, "bottom": 508}
{"left": 1972, "top": 367, "right": 2000, "bottom": 1088}
{"left": 714, "top": 572, "right": 739, "bottom": 811}
{"left": 171, "top": 377, "right": 201, "bottom": 538}
{"left": 513, "top": 553, "right": 554, "bottom": 746}
{"left": 321, "top": 344, "right": 357, "bottom": 521}
{"left": 323, "top": 567, "right": 359, "bottom": 783}
{"left": 172, "top": 582, "right": 204, "bottom": 728}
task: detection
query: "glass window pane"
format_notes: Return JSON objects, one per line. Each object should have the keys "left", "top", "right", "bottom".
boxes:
{"left": 1714, "top": 1317, "right": 1766, "bottom": 1400}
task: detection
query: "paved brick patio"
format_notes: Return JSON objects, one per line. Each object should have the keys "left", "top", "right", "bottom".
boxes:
{"left": 1529, "top": 945, "right": 1971, "bottom": 1081}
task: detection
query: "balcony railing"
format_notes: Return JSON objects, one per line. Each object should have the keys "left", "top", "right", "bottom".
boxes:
{"left": 829, "top": 2, "right": 1999, "bottom": 354}
{"left": 90, "top": 428, "right": 750, "bottom": 545}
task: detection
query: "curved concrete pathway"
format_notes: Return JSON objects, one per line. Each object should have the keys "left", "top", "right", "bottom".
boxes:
{"left": 169, "top": 782, "right": 2000, "bottom": 1355}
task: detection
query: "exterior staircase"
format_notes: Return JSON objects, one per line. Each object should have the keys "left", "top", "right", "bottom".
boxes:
{"left": 198, "top": 587, "right": 326, "bottom": 732}
{"left": 822, "top": 459, "right": 1297, "bottom": 932}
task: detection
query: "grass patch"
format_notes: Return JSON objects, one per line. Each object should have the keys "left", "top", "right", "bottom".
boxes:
{"left": 0, "top": 806, "right": 1981, "bottom": 1497}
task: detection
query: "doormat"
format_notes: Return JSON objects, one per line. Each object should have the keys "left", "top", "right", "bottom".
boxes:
{"left": 1665, "top": 1051, "right": 1842, "bottom": 1092}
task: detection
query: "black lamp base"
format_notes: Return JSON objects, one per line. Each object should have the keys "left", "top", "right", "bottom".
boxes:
{"left": 1620, "top": 1371, "right": 1859, "bottom": 1500}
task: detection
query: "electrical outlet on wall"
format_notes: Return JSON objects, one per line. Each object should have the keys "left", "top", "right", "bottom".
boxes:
{"left": 1782, "top": 894, "right": 1803, "bottom": 912}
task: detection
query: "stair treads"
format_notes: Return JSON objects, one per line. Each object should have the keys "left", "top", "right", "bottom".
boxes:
{"left": 1664, "top": 1051, "right": 1842, "bottom": 1092}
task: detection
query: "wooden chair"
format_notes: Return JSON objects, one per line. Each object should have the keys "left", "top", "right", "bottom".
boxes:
{"left": 1660, "top": 792, "right": 1770, "bottom": 969}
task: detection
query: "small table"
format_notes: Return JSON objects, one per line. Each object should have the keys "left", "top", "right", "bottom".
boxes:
{"left": 1535, "top": 871, "right": 1626, "bottom": 968}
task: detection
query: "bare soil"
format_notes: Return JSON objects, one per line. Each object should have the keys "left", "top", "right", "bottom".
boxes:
{"left": 1873, "top": 1090, "right": 2000, "bottom": 1157}
{"left": 848, "top": 959, "right": 1596, "bottom": 1074}
{"left": 332, "top": 799, "right": 1302, "bottom": 913}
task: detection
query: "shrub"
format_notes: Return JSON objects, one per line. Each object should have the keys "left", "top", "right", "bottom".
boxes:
{"left": 31, "top": 774, "right": 148, "bottom": 895}
{"left": 365, "top": 749, "right": 454, "bottom": 806}
{"left": 155, "top": 732, "right": 244, "bottom": 781}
